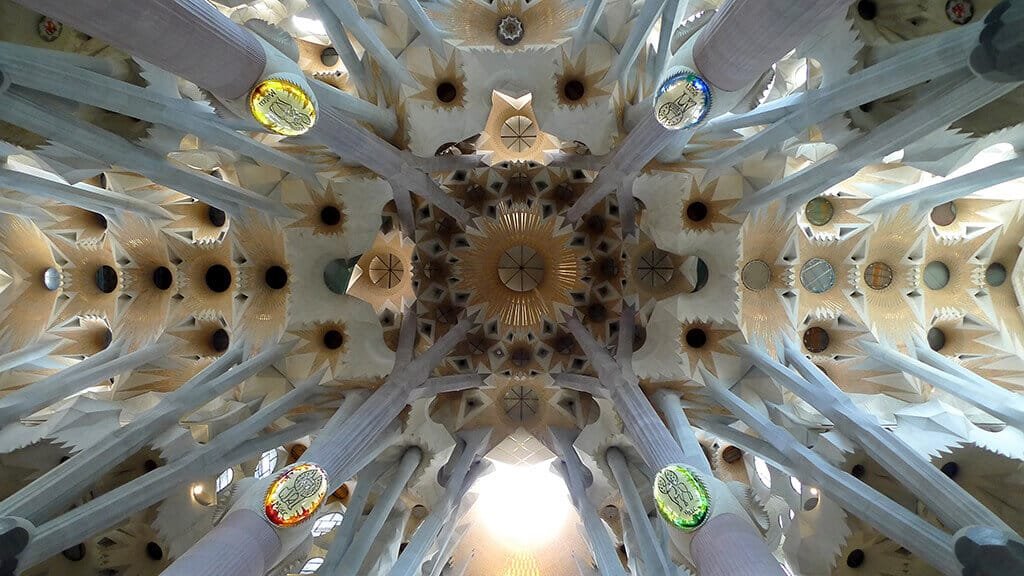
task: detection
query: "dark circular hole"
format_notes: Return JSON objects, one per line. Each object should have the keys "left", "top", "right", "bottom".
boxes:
{"left": 633, "top": 324, "right": 647, "bottom": 351}
{"left": 851, "top": 464, "right": 865, "bottom": 479}
{"left": 940, "top": 461, "right": 959, "bottom": 479}
{"left": 207, "top": 206, "right": 227, "bottom": 227}
{"left": 598, "top": 256, "right": 620, "bottom": 278}
{"left": 100, "top": 328, "right": 113, "bottom": 350}
{"left": 152, "top": 266, "right": 173, "bottom": 290}
{"left": 320, "top": 205, "right": 342, "bottom": 226}
{"left": 802, "top": 496, "right": 819, "bottom": 511}
{"left": 210, "top": 329, "right": 230, "bottom": 353}
{"left": 145, "top": 542, "right": 163, "bottom": 561}
{"left": 585, "top": 214, "right": 605, "bottom": 235}
{"left": 323, "top": 329, "right": 344, "bottom": 350}
{"left": 205, "top": 264, "right": 232, "bottom": 293}
{"left": 436, "top": 82, "right": 457, "bottom": 103}
{"left": 722, "top": 445, "right": 742, "bottom": 463}
{"left": 320, "top": 46, "right": 339, "bottom": 67}
{"left": 927, "top": 327, "right": 946, "bottom": 351}
{"left": 95, "top": 265, "right": 118, "bottom": 293}
{"left": 846, "top": 548, "right": 865, "bottom": 568}
{"left": 930, "top": 201, "right": 957, "bottom": 226}
{"left": 856, "top": 0, "right": 877, "bottom": 20}
{"left": 265, "top": 265, "right": 288, "bottom": 290}
{"left": 685, "top": 328, "right": 707, "bottom": 348}
{"left": 563, "top": 79, "right": 585, "bottom": 101}
{"left": 686, "top": 201, "right": 709, "bottom": 222}
{"left": 92, "top": 212, "right": 108, "bottom": 230}
{"left": 144, "top": 459, "right": 159, "bottom": 472}
{"left": 61, "top": 543, "right": 86, "bottom": 562}
{"left": 803, "top": 327, "right": 831, "bottom": 354}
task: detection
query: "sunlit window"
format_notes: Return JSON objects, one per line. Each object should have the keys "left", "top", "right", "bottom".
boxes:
{"left": 254, "top": 450, "right": 278, "bottom": 479}
{"left": 754, "top": 457, "right": 772, "bottom": 488}
{"left": 473, "top": 459, "right": 571, "bottom": 550}
{"left": 215, "top": 468, "right": 234, "bottom": 492}
{"left": 299, "top": 557, "right": 324, "bottom": 574}
{"left": 311, "top": 513, "right": 344, "bottom": 537}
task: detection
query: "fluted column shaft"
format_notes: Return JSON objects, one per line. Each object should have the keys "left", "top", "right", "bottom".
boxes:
{"left": 692, "top": 0, "right": 849, "bottom": 92}
{"left": 321, "top": 460, "right": 385, "bottom": 571}
{"left": 337, "top": 447, "right": 422, "bottom": 576}
{"left": 653, "top": 389, "right": 712, "bottom": 475}
{"left": 2, "top": 343, "right": 293, "bottom": 523}
{"left": 390, "top": 431, "right": 489, "bottom": 576}
{"left": 0, "top": 341, "right": 170, "bottom": 428}
{"left": 19, "top": 375, "right": 325, "bottom": 569}
{"left": 606, "top": 448, "right": 674, "bottom": 575}
{"left": 553, "top": 430, "right": 627, "bottom": 576}
{"left": 12, "top": 0, "right": 265, "bottom": 99}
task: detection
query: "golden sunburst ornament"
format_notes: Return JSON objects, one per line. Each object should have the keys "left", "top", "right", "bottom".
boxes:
{"left": 455, "top": 205, "right": 583, "bottom": 329}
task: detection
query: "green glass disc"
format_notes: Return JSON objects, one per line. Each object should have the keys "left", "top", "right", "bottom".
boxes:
{"left": 654, "top": 464, "right": 711, "bottom": 532}
{"left": 805, "top": 197, "right": 835, "bottom": 226}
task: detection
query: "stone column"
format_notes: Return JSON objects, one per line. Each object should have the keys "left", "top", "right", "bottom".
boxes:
{"left": 18, "top": 374, "right": 326, "bottom": 570}
{"left": 606, "top": 448, "right": 674, "bottom": 575}
{"left": 653, "top": 389, "right": 713, "bottom": 475}
{"left": 0, "top": 336, "right": 60, "bottom": 373}
{"left": 692, "top": 0, "right": 850, "bottom": 92}
{"left": 1, "top": 342, "right": 293, "bottom": 523}
{"left": 0, "top": 340, "right": 170, "bottom": 428}
{"left": 390, "top": 430, "right": 490, "bottom": 576}
{"left": 552, "top": 430, "right": 627, "bottom": 576}
{"left": 566, "top": 314, "right": 783, "bottom": 576}
{"left": 12, "top": 0, "right": 265, "bottom": 99}
{"left": 337, "top": 447, "right": 423, "bottom": 576}
{"left": 321, "top": 460, "right": 386, "bottom": 571}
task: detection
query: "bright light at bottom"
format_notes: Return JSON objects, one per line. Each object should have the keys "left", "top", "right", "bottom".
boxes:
{"left": 473, "top": 459, "right": 571, "bottom": 550}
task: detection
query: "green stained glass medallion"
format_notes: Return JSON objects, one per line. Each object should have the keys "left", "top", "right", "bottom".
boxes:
{"left": 805, "top": 197, "right": 834, "bottom": 226}
{"left": 654, "top": 464, "right": 711, "bottom": 532}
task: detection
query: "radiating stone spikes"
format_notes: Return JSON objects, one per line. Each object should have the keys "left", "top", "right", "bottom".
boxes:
{"left": 337, "top": 447, "right": 423, "bottom": 576}
{"left": 860, "top": 156, "right": 1024, "bottom": 217}
{"left": 305, "top": 0, "right": 369, "bottom": 92}
{"left": 552, "top": 429, "right": 627, "bottom": 576}
{"left": 0, "top": 342, "right": 296, "bottom": 523}
{"left": 321, "top": 0, "right": 418, "bottom": 87}
{"left": 606, "top": 447, "right": 676, "bottom": 575}
{"left": 389, "top": 429, "right": 490, "bottom": 576}
{"left": 0, "top": 340, "right": 171, "bottom": 429}
{"left": 703, "top": 370, "right": 963, "bottom": 575}
{"left": 19, "top": 371, "right": 327, "bottom": 570}
{"left": 0, "top": 46, "right": 319, "bottom": 181}
{"left": 0, "top": 165, "right": 173, "bottom": 222}
{"left": 737, "top": 74, "right": 1021, "bottom": 215}
{"left": 705, "top": 21, "right": 984, "bottom": 167}
{"left": 740, "top": 338, "right": 1016, "bottom": 534}
{"left": 0, "top": 87, "right": 293, "bottom": 218}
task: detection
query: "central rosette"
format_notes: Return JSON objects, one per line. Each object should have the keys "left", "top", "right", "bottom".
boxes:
{"left": 498, "top": 245, "right": 545, "bottom": 292}
{"left": 455, "top": 206, "right": 583, "bottom": 328}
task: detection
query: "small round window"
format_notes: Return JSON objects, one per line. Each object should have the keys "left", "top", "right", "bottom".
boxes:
{"left": 923, "top": 261, "right": 950, "bottom": 290}
{"left": 804, "top": 197, "right": 834, "bottom": 226}
{"left": 800, "top": 258, "right": 836, "bottom": 294}
{"left": 863, "top": 262, "right": 894, "bottom": 291}
{"left": 985, "top": 263, "right": 1007, "bottom": 287}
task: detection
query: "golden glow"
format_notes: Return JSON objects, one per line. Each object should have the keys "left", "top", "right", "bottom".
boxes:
{"left": 473, "top": 460, "right": 571, "bottom": 550}
{"left": 249, "top": 78, "right": 317, "bottom": 136}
